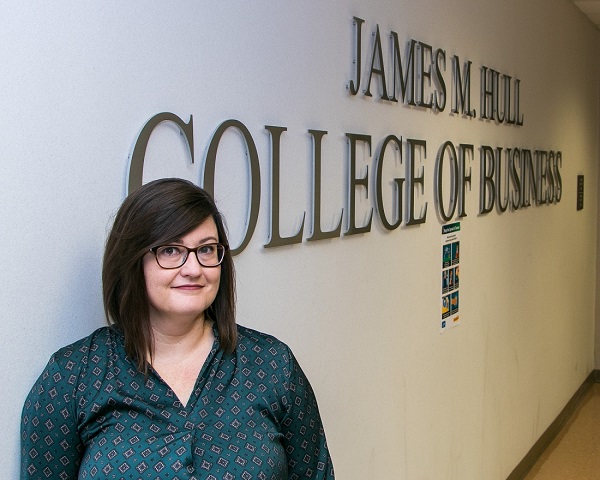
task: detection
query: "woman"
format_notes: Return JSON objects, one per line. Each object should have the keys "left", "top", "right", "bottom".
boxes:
{"left": 21, "top": 178, "right": 334, "bottom": 479}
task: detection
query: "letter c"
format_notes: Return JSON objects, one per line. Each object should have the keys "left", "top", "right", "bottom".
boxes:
{"left": 128, "top": 112, "right": 194, "bottom": 194}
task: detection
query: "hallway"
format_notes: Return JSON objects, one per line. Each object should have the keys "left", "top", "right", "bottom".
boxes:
{"left": 524, "top": 383, "right": 600, "bottom": 480}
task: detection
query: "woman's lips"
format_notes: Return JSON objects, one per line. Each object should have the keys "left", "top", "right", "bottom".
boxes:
{"left": 173, "top": 284, "right": 204, "bottom": 290}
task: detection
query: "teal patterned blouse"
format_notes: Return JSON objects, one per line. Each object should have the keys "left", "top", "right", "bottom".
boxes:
{"left": 21, "top": 325, "right": 334, "bottom": 479}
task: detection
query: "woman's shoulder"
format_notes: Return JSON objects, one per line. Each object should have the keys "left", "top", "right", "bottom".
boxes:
{"left": 25, "top": 327, "right": 119, "bottom": 407}
{"left": 236, "top": 324, "right": 288, "bottom": 347}
{"left": 49, "top": 326, "right": 117, "bottom": 367}
{"left": 235, "top": 324, "right": 293, "bottom": 362}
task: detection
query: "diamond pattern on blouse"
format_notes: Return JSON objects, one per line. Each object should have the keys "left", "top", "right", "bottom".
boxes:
{"left": 21, "top": 325, "right": 334, "bottom": 479}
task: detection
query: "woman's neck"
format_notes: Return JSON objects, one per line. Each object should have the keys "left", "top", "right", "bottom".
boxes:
{"left": 150, "top": 315, "right": 213, "bottom": 360}
{"left": 148, "top": 316, "right": 215, "bottom": 407}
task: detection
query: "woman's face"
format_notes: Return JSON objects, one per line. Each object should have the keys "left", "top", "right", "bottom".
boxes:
{"left": 143, "top": 217, "right": 221, "bottom": 326}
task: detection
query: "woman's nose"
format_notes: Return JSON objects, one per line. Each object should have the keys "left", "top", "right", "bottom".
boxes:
{"left": 179, "top": 252, "right": 203, "bottom": 275}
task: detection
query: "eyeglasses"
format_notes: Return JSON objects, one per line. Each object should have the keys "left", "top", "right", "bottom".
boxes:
{"left": 149, "top": 243, "right": 227, "bottom": 269}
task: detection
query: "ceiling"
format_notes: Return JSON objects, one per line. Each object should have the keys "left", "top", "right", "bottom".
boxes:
{"left": 573, "top": 0, "right": 600, "bottom": 29}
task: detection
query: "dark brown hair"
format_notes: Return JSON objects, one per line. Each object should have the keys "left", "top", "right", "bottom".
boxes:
{"left": 102, "top": 178, "right": 237, "bottom": 372}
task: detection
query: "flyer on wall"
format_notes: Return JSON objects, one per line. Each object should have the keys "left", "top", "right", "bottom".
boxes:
{"left": 441, "top": 222, "right": 460, "bottom": 333}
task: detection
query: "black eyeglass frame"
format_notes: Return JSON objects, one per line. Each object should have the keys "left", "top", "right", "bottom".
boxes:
{"left": 149, "top": 243, "right": 228, "bottom": 269}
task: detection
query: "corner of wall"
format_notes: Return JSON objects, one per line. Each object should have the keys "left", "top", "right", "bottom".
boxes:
{"left": 595, "top": 65, "right": 600, "bottom": 371}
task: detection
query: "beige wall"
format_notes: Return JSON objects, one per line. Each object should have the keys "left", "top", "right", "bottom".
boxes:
{"left": 1, "top": 1, "right": 599, "bottom": 479}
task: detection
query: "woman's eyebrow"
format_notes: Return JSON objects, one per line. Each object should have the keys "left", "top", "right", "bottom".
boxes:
{"left": 170, "top": 235, "right": 218, "bottom": 245}
{"left": 197, "top": 236, "right": 219, "bottom": 244}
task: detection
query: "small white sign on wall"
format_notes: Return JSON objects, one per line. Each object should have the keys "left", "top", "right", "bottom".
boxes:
{"left": 441, "top": 222, "right": 460, "bottom": 332}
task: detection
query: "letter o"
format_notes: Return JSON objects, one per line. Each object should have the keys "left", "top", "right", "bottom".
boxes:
{"left": 435, "top": 141, "right": 458, "bottom": 222}
{"left": 204, "top": 120, "right": 261, "bottom": 256}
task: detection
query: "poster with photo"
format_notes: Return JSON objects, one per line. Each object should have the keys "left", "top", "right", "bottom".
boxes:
{"left": 441, "top": 222, "right": 460, "bottom": 333}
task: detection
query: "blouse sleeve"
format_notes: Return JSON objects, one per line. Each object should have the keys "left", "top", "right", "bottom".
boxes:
{"left": 280, "top": 348, "right": 335, "bottom": 479}
{"left": 20, "top": 351, "right": 84, "bottom": 480}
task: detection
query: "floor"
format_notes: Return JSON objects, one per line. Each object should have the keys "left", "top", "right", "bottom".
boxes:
{"left": 523, "top": 383, "right": 600, "bottom": 480}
